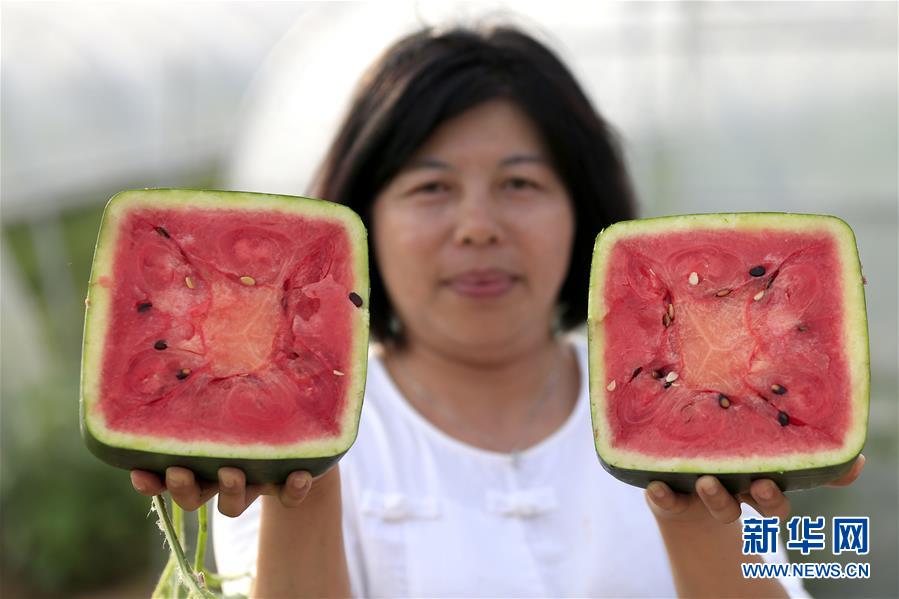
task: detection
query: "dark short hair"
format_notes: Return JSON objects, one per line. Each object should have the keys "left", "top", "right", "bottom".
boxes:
{"left": 311, "top": 25, "right": 637, "bottom": 348}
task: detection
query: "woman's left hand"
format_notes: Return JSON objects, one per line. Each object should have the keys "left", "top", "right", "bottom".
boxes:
{"left": 645, "top": 454, "right": 866, "bottom": 526}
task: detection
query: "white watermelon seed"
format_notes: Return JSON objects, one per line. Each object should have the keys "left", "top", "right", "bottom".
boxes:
{"left": 606, "top": 380, "right": 616, "bottom": 392}
{"left": 665, "top": 371, "right": 678, "bottom": 383}
{"left": 716, "top": 288, "right": 731, "bottom": 297}
{"left": 753, "top": 290, "right": 765, "bottom": 301}
{"left": 185, "top": 276, "right": 195, "bottom": 289}
{"left": 688, "top": 272, "right": 699, "bottom": 286}
{"left": 240, "top": 276, "right": 256, "bottom": 286}
{"left": 333, "top": 370, "right": 345, "bottom": 376}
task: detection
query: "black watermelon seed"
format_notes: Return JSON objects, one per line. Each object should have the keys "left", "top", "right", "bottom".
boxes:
{"left": 348, "top": 292, "right": 363, "bottom": 308}
{"left": 797, "top": 324, "right": 809, "bottom": 332}
{"left": 176, "top": 368, "right": 191, "bottom": 380}
{"left": 155, "top": 226, "right": 170, "bottom": 238}
{"left": 153, "top": 340, "right": 168, "bottom": 351}
{"left": 749, "top": 265, "right": 766, "bottom": 277}
{"left": 718, "top": 394, "right": 731, "bottom": 409}
{"left": 631, "top": 367, "right": 643, "bottom": 380}
{"left": 777, "top": 410, "right": 790, "bottom": 426}
{"left": 137, "top": 301, "right": 153, "bottom": 312}
{"left": 663, "top": 381, "right": 673, "bottom": 389}
{"left": 771, "top": 383, "right": 787, "bottom": 395}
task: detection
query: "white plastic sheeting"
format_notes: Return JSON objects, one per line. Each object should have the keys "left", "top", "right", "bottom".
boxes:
{"left": 1, "top": 1, "right": 307, "bottom": 221}
{"left": 1, "top": 1, "right": 895, "bottom": 378}
{"left": 225, "top": 1, "right": 896, "bottom": 375}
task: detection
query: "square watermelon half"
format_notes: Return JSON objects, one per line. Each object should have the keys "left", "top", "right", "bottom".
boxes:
{"left": 588, "top": 213, "right": 869, "bottom": 494}
{"left": 80, "top": 189, "right": 369, "bottom": 484}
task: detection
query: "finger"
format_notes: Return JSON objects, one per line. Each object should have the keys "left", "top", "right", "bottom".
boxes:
{"left": 131, "top": 470, "right": 165, "bottom": 496}
{"left": 748, "top": 479, "right": 791, "bottom": 521}
{"left": 217, "top": 467, "right": 248, "bottom": 517}
{"left": 278, "top": 471, "right": 313, "bottom": 508}
{"left": 827, "top": 454, "right": 866, "bottom": 487}
{"left": 166, "top": 467, "right": 205, "bottom": 511}
{"left": 646, "top": 481, "right": 693, "bottom": 516}
{"left": 696, "top": 476, "right": 743, "bottom": 523}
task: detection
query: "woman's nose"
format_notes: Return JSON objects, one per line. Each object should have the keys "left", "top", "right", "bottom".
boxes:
{"left": 452, "top": 191, "right": 503, "bottom": 247}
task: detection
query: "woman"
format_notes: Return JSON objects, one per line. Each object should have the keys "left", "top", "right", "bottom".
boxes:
{"left": 131, "top": 25, "right": 863, "bottom": 597}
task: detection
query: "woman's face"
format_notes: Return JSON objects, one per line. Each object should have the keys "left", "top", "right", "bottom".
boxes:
{"left": 372, "top": 99, "right": 575, "bottom": 354}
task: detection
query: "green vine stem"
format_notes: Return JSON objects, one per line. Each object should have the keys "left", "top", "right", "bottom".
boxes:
{"left": 202, "top": 570, "right": 251, "bottom": 584}
{"left": 151, "top": 554, "right": 177, "bottom": 599}
{"left": 152, "top": 495, "right": 216, "bottom": 599}
{"left": 194, "top": 503, "right": 208, "bottom": 572}
{"left": 173, "top": 501, "right": 185, "bottom": 548}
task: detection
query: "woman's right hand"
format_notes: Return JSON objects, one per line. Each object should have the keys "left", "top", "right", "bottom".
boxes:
{"left": 130, "top": 466, "right": 315, "bottom": 517}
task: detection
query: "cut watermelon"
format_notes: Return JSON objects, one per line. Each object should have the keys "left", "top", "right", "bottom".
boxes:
{"left": 80, "top": 189, "right": 369, "bottom": 484}
{"left": 588, "top": 213, "right": 868, "bottom": 493}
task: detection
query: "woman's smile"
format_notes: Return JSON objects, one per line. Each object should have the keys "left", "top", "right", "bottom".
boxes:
{"left": 445, "top": 268, "right": 521, "bottom": 299}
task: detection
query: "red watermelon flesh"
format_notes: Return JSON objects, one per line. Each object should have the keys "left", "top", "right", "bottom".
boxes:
{"left": 81, "top": 190, "right": 369, "bottom": 483}
{"left": 605, "top": 231, "right": 847, "bottom": 454}
{"left": 589, "top": 214, "right": 869, "bottom": 493}
{"left": 102, "top": 210, "right": 352, "bottom": 443}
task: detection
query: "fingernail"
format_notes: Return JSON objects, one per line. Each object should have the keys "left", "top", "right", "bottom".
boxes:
{"left": 701, "top": 479, "right": 718, "bottom": 495}
{"left": 758, "top": 483, "right": 775, "bottom": 500}
{"left": 650, "top": 484, "right": 667, "bottom": 500}
{"left": 170, "top": 474, "right": 185, "bottom": 487}
{"left": 292, "top": 475, "right": 309, "bottom": 491}
{"left": 221, "top": 475, "right": 236, "bottom": 490}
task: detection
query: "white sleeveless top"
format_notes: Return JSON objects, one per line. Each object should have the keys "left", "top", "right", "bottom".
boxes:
{"left": 212, "top": 333, "right": 808, "bottom": 597}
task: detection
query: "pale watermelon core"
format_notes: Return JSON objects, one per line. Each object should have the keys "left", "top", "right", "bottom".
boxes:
{"left": 602, "top": 230, "right": 850, "bottom": 457}
{"left": 98, "top": 209, "right": 357, "bottom": 445}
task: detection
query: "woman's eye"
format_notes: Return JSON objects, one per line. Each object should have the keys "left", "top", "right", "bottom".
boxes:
{"left": 503, "top": 177, "right": 539, "bottom": 191}
{"left": 411, "top": 181, "right": 450, "bottom": 195}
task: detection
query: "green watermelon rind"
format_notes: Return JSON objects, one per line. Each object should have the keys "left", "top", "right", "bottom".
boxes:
{"left": 587, "top": 212, "right": 869, "bottom": 493}
{"left": 80, "top": 189, "right": 370, "bottom": 483}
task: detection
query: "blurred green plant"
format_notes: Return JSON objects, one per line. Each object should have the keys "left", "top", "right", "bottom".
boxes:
{"left": 1, "top": 184, "right": 215, "bottom": 597}
{"left": 0, "top": 376, "right": 158, "bottom": 596}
